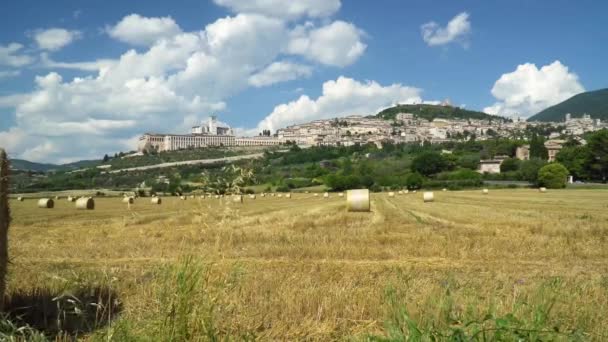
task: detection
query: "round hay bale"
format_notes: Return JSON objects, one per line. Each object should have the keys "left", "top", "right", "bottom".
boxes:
{"left": 539, "top": 187, "right": 547, "bottom": 193}
{"left": 249, "top": 194, "right": 256, "bottom": 199}
{"left": 37, "top": 198, "right": 54, "bottom": 209}
{"left": 314, "top": 193, "right": 319, "bottom": 197}
{"left": 412, "top": 190, "right": 417, "bottom": 193}
{"left": 442, "top": 188, "right": 447, "bottom": 192}
{"left": 122, "top": 197, "right": 134, "bottom": 204}
{"left": 388, "top": 192, "right": 395, "bottom": 197}
{"left": 482, "top": 189, "right": 489, "bottom": 195}
{"left": 398, "top": 190, "right": 403, "bottom": 195}
{"left": 271, "top": 193, "right": 276, "bottom": 197}
{"left": 180, "top": 196, "right": 187, "bottom": 200}
{"left": 338, "top": 193, "right": 344, "bottom": 197}
{"left": 261, "top": 193, "right": 266, "bottom": 197}
{"left": 190, "top": 195, "right": 195, "bottom": 199}
{"left": 277, "top": 194, "right": 283, "bottom": 198}
{"left": 151, "top": 197, "right": 162, "bottom": 204}
{"left": 405, "top": 190, "right": 409, "bottom": 194}
{"left": 346, "top": 189, "right": 370, "bottom": 212}
{"left": 17, "top": 197, "right": 24, "bottom": 202}
{"left": 323, "top": 192, "right": 329, "bottom": 198}
{"left": 233, "top": 195, "right": 243, "bottom": 203}
{"left": 75, "top": 197, "right": 95, "bottom": 210}
{"left": 286, "top": 193, "right": 291, "bottom": 199}
{"left": 67, "top": 196, "right": 76, "bottom": 202}
{"left": 54, "top": 196, "right": 60, "bottom": 200}
{"left": 423, "top": 192, "right": 434, "bottom": 203}
{"left": 305, "top": 191, "right": 310, "bottom": 194}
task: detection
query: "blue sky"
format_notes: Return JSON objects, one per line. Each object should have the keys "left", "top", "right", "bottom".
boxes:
{"left": 0, "top": 0, "right": 606, "bottom": 163}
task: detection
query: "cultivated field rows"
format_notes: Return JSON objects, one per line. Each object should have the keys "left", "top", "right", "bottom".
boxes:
{"left": 8, "top": 189, "right": 608, "bottom": 339}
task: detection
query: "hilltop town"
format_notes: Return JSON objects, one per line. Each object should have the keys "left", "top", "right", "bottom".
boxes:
{"left": 138, "top": 104, "right": 606, "bottom": 153}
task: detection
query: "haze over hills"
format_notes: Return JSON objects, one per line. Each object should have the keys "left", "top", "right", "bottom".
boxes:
{"left": 10, "top": 159, "right": 100, "bottom": 172}
{"left": 376, "top": 104, "right": 507, "bottom": 122}
{"left": 528, "top": 88, "right": 608, "bottom": 122}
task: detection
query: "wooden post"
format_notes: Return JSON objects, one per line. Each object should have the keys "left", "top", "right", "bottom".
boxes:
{"left": 0, "top": 148, "right": 10, "bottom": 310}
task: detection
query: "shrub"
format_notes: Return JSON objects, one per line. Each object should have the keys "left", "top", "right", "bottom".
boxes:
{"left": 500, "top": 157, "right": 520, "bottom": 173}
{"left": 405, "top": 172, "right": 425, "bottom": 190}
{"left": 538, "top": 163, "right": 569, "bottom": 189}
{"left": 411, "top": 152, "right": 449, "bottom": 176}
{"left": 518, "top": 159, "right": 547, "bottom": 184}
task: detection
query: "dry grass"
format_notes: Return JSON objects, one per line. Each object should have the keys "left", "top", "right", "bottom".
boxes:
{"left": 6, "top": 189, "right": 608, "bottom": 340}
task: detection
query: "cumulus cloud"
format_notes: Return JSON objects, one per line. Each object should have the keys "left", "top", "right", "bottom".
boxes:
{"left": 1, "top": 8, "right": 369, "bottom": 162}
{"left": 34, "top": 28, "right": 82, "bottom": 51}
{"left": 483, "top": 60, "right": 585, "bottom": 117}
{"left": 254, "top": 76, "right": 422, "bottom": 132}
{"left": 421, "top": 12, "right": 471, "bottom": 47}
{"left": 249, "top": 61, "right": 312, "bottom": 87}
{"left": 106, "top": 14, "right": 182, "bottom": 46}
{"left": 287, "top": 21, "right": 366, "bottom": 66}
{"left": 213, "top": 0, "right": 341, "bottom": 20}
{"left": 0, "top": 43, "right": 34, "bottom": 67}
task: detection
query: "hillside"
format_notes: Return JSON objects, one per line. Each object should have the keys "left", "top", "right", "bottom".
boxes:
{"left": 528, "top": 88, "right": 608, "bottom": 122}
{"left": 376, "top": 104, "right": 507, "bottom": 122}
{"left": 10, "top": 159, "right": 100, "bottom": 172}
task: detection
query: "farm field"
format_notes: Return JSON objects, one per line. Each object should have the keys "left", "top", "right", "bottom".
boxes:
{"left": 7, "top": 189, "right": 608, "bottom": 340}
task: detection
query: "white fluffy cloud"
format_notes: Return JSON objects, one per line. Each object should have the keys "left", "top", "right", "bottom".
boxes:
{"left": 484, "top": 60, "right": 584, "bottom": 117}
{"left": 0, "top": 43, "right": 34, "bottom": 67}
{"left": 0, "top": 8, "right": 369, "bottom": 162}
{"left": 287, "top": 21, "right": 366, "bottom": 66}
{"left": 249, "top": 61, "right": 312, "bottom": 87}
{"left": 106, "top": 14, "right": 182, "bottom": 46}
{"left": 255, "top": 76, "right": 422, "bottom": 132}
{"left": 421, "top": 12, "right": 471, "bottom": 47}
{"left": 34, "top": 28, "right": 82, "bottom": 51}
{"left": 214, "top": 0, "right": 341, "bottom": 20}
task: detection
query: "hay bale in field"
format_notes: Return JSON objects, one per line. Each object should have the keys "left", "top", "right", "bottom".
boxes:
{"left": 16, "top": 197, "right": 23, "bottom": 202}
{"left": 305, "top": 191, "right": 310, "bottom": 194}
{"left": 75, "top": 197, "right": 94, "bottom": 210}
{"left": 314, "top": 193, "right": 319, "bottom": 197}
{"left": 423, "top": 192, "right": 434, "bottom": 203}
{"left": 190, "top": 195, "right": 195, "bottom": 199}
{"left": 180, "top": 196, "right": 187, "bottom": 200}
{"left": 346, "top": 189, "right": 370, "bottom": 212}
{"left": 54, "top": 196, "right": 60, "bottom": 200}
{"left": 398, "top": 190, "right": 403, "bottom": 195}
{"left": 405, "top": 190, "right": 409, "bottom": 194}
{"left": 214, "top": 195, "right": 220, "bottom": 199}
{"left": 249, "top": 194, "right": 256, "bottom": 199}
{"left": 338, "top": 193, "right": 344, "bottom": 197}
{"left": 66, "top": 196, "right": 76, "bottom": 202}
{"left": 539, "top": 187, "right": 547, "bottom": 193}
{"left": 271, "top": 193, "right": 276, "bottom": 197}
{"left": 323, "top": 192, "right": 329, "bottom": 198}
{"left": 412, "top": 190, "right": 417, "bottom": 193}
{"left": 277, "top": 194, "right": 283, "bottom": 198}
{"left": 37, "top": 198, "right": 54, "bottom": 209}
{"left": 151, "top": 197, "right": 162, "bottom": 204}
{"left": 261, "top": 193, "right": 266, "bottom": 197}
{"left": 442, "top": 188, "right": 447, "bottom": 192}
{"left": 388, "top": 192, "right": 395, "bottom": 197}
{"left": 122, "top": 197, "right": 134, "bottom": 204}
{"left": 233, "top": 195, "right": 243, "bottom": 203}
{"left": 482, "top": 189, "right": 489, "bottom": 194}
{"left": 286, "top": 193, "right": 291, "bottom": 199}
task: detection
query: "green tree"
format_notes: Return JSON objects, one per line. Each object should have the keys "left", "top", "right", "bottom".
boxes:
{"left": 405, "top": 172, "right": 424, "bottom": 190}
{"left": 538, "top": 163, "right": 569, "bottom": 188}
{"left": 500, "top": 158, "right": 520, "bottom": 173}
{"left": 529, "top": 134, "right": 548, "bottom": 160}
{"left": 586, "top": 129, "right": 608, "bottom": 182}
{"left": 555, "top": 145, "right": 591, "bottom": 180}
{"left": 411, "top": 151, "right": 448, "bottom": 176}
{"left": 518, "top": 159, "right": 547, "bottom": 184}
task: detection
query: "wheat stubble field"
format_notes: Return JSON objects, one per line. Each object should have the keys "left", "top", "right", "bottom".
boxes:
{"left": 7, "top": 189, "right": 608, "bottom": 340}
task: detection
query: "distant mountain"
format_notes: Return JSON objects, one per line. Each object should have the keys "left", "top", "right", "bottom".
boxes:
{"left": 528, "top": 88, "right": 608, "bottom": 122}
{"left": 376, "top": 104, "right": 506, "bottom": 122}
{"left": 10, "top": 159, "right": 100, "bottom": 172}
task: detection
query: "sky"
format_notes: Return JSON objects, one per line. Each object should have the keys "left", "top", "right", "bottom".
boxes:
{"left": 0, "top": 0, "right": 607, "bottom": 163}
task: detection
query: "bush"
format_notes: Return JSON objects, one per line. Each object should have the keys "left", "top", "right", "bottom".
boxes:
{"left": 538, "top": 163, "right": 569, "bottom": 189}
{"left": 500, "top": 157, "right": 520, "bottom": 173}
{"left": 405, "top": 172, "right": 425, "bottom": 190}
{"left": 411, "top": 152, "right": 449, "bottom": 176}
{"left": 436, "top": 169, "right": 481, "bottom": 181}
{"left": 518, "top": 159, "right": 547, "bottom": 184}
